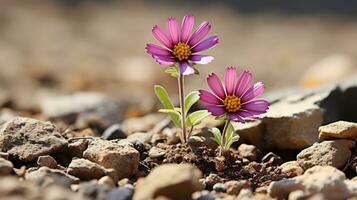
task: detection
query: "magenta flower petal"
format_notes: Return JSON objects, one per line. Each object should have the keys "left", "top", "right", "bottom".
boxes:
{"left": 166, "top": 17, "right": 180, "bottom": 44}
{"left": 188, "top": 21, "right": 211, "bottom": 47}
{"left": 241, "top": 82, "right": 265, "bottom": 102}
{"left": 207, "top": 73, "right": 226, "bottom": 99}
{"left": 239, "top": 110, "right": 263, "bottom": 118}
{"left": 153, "top": 55, "right": 176, "bottom": 65}
{"left": 180, "top": 15, "right": 195, "bottom": 43}
{"left": 190, "top": 55, "right": 214, "bottom": 64}
{"left": 179, "top": 61, "right": 195, "bottom": 75}
{"left": 146, "top": 43, "right": 171, "bottom": 56}
{"left": 206, "top": 105, "right": 226, "bottom": 116}
{"left": 242, "top": 100, "right": 269, "bottom": 112}
{"left": 152, "top": 25, "right": 173, "bottom": 48}
{"left": 199, "top": 89, "right": 222, "bottom": 105}
{"left": 235, "top": 70, "right": 253, "bottom": 97}
{"left": 229, "top": 114, "right": 245, "bottom": 123}
{"left": 224, "top": 67, "right": 237, "bottom": 96}
{"left": 191, "top": 35, "right": 219, "bottom": 52}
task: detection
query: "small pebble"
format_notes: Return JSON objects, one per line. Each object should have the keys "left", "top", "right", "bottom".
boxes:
{"left": 213, "top": 183, "right": 227, "bottom": 193}
{"left": 37, "top": 155, "right": 58, "bottom": 168}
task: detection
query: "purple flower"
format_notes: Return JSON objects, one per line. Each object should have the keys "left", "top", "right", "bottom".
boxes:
{"left": 146, "top": 15, "right": 218, "bottom": 76}
{"left": 199, "top": 67, "right": 269, "bottom": 122}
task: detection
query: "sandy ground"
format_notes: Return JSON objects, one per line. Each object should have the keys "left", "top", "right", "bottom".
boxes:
{"left": 0, "top": 0, "right": 357, "bottom": 102}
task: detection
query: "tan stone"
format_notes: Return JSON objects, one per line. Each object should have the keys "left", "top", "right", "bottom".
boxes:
{"left": 133, "top": 164, "right": 203, "bottom": 200}
{"left": 83, "top": 139, "right": 139, "bottom": 179}
{"left": 319, "top": 121, "right": 357, "bottom": 141}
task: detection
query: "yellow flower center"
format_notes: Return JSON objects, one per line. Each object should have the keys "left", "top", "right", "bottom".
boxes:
{"left": 223, "top": 95, "right": 241, "bottom": 113}
{"left": 172, "top": 43, "right": 191, "bottom": 61}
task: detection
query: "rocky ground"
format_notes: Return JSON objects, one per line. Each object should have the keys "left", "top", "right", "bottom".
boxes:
{"left": 0, "top": 76, "right": 356, "bottom": 200}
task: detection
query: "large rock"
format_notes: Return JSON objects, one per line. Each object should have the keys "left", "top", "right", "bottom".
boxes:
{"left": 319, "top": 121, "right": 357, "bottom": 141}
{"left": 235, "top": 78, "right": 357, "bottom": 149}
{"left": 0, "top": 117, "right": 67, "bottom": 162}
{"left": 297, "top": 140, "right": 354, "bottom": 169}
{"left": 83, "top": 139, "right": 139, "bottom": 179}
{"left": 235, "top": 93, "right": 325, "bottom": 149}
{"left": 268, "top": 166, "right": 357, "bottom": 199}
{"left": 40, "top": 92, "right": 120, "bottom": 129}
{"left": 25, "top": 166, "right": 80, "bottom": 188}
{"left": 133, "top": 164, "right": 203, "bottom": 200}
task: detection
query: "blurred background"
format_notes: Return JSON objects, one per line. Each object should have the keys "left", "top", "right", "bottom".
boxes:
{"left": 1, "top": 0, "right": 357, "bottom": 111}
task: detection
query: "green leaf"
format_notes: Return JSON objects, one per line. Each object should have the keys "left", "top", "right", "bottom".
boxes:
{"left": 186, "top": 110, "right": 211, "bottom": 127}
{"left": 154, "top": 85, "right": 174, "bottom": 109}
{"left": 174, "top": 107, "right": 181, "bottom": 112}
{"left": 164, "top": 65, "right": 179, "bottom": 77}
{"left": 215, "top": 114, "right": 227, "bottom": 121}
{"left": 158, "top": 109, "right": 181, "bottom": 128}
{"left": 184, "top": 91, "right": 200, "bottom": 115}
{"left": 210, "top": 128, "right": 222, "bottom": 145}
{"left": 225, "top": 134, "right": 240, "bottom": 150}
{"left": 225, "top": 122, "right": 235, "bottom": 143}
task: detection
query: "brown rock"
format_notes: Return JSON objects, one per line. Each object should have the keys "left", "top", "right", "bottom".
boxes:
{"left": 225, "top": 180, "right": 251, "bottom": 195}
{"left": 0, "top": 157, "right": 13, "bottom": 175}
{"left": 67, "top": 158, "right": 107, "bottom": 180}
{"left": 37, "top": 155, "right": 57, "bottom": 168}
{"left": 133, "top": 164, "right": 203, "bottom": 200}
{"left": 319, "top": 121, "right": 357, "bottom": 141}
{"left": 66, "top": 139, "right": 88, "bottom": 158}
{"left": 279, "top": 161, "right": 304, "bottom": 177}
{"left": 297, "top": 140, "right": 354, "bottom": 169}
{"left": 83, "top": 139, "right": 139, "bottom": 179}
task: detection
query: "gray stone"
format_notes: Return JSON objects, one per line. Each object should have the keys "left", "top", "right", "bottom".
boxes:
{"left": 83, "top": 139, "right": 139, "bottom": 179}
{"left": 79, "top": 181, "right": 112, "bottom": 200}
{"left": 40, "top": 92, "right": 120, "bottom": 129}
{"left": 133, "top": 164, "right": 203, "bottom": 200}
{"left": 297, "top": 140, "right": 354, "bottom": 170}
{"left": 102, "top": 124, "right": 126, "bottom": 140}
{"left": 106, "top": 187, "right": 134, "bottom": 200}
{"left": 25, "top": 166, "right": 80, "bottom": 188}
{"left": 212, "top": 183, "right": 226, "bottom": 193}
{"left": 0, "top": 117, "right": 67, "bottom": 162}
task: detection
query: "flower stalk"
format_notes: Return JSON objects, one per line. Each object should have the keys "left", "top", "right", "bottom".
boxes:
{"left": 178, "top": 73, "right": 187, "bottom": 143}
{"left": 220, "top": 119, "right": 230, "bottom": 156}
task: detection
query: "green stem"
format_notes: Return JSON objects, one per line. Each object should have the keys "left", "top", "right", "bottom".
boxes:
{"left": 220, "top": 120, "right": 230, "bottom": 156}
{"left": 178, "top": 74, "right": 187, "bottom": 143}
